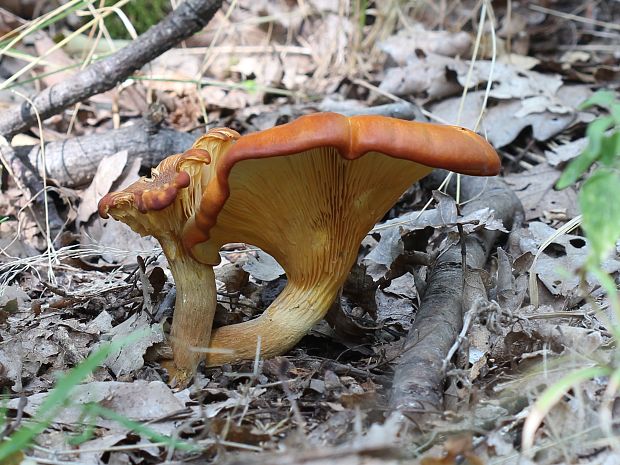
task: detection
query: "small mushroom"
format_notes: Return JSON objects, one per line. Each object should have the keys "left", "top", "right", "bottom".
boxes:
{"left": 99, "top": 113, "right": 500, "bottom": 374}
{"left": 98, "top": 147, "right": 216, "bottom": 380}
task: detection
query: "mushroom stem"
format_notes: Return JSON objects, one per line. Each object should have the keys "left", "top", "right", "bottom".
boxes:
{"left": 205, "top": 276, "right": 341, "bottom": 366}
{"left": 165, "top": 245, "right": 217, "bottom": 375}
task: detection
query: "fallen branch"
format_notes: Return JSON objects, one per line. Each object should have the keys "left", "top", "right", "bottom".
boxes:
{"left": 0, "top": 0, "right": 223, "bottom": 139}
{"left": 11, "top": 121, "right": 195, "bottom": 188}
{"left": 389, "top": 172, "right": 524, "bottom": 414}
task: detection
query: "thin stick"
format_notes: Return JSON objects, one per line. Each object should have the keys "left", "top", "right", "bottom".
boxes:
{"left": 0, "top": 0, "right": 223, "bottom": 138}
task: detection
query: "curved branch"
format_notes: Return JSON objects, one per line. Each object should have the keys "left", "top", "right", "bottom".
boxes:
{"left": 0, "top": 0, "right": 223, "bottom": 138}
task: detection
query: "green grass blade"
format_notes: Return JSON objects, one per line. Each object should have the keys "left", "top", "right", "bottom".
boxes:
{"left": 0, "top": 333, "right": 141, "bottom": 461}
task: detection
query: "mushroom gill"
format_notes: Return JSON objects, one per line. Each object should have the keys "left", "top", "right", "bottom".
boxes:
{"left": 181, "top": 113, "right": 500, "bottom": 366}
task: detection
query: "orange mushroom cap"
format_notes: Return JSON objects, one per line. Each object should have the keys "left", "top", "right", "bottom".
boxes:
{"left": 98, "top": 148, "right": 211, "bottom": 236}
{"left": 183, "top": 112, "right": 499, "bottom": 264}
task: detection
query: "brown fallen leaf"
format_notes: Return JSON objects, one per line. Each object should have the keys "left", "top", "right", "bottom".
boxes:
{"left": 0, "top": 6, "right": 27, "bottom": 38}
{"left": 504, "top": 164, "right": 579, "bottom": 221}
{"left": 33, "top": 32, "right": 76, "bottom": 88}
{"left": 76, "top": 150, "right": 128, "bottom": 225}
{"left": 340, "top": 390, "right": 380, "bottom": 410}
{"left": 380, "top": 25, "right": 471, "bottom": 64}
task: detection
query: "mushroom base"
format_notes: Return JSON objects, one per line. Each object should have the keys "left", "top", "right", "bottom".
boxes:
{"left": 205, "top": 276, "right": 341, "bottom": 366}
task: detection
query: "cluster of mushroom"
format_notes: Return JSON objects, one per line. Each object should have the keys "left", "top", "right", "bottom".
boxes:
{"left": 98, "top": 112, "right": 500, "bottom": 382}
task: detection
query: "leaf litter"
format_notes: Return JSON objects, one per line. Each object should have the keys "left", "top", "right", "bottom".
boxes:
{"left": 1, "top": 1, "right": 619, "bottom": 464}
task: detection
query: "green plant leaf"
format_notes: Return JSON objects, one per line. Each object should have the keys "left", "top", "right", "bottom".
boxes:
{"left": 556, "top": 146, "right": 598, "bottom": 189}
{"left": 579, "top": 90, "right": 617, "bottom": 110}
{"left": 611, "top": 102, "right": 620, "bottom": 125}
{"left": 358, "top": 0, "right": 368, "bottom": 28}
{"left": 599, "top": 132, "right": 620, "bottom": 166}
{"left": 579, "top": 169, "right": 620, "bottom": 264}
{"left": 103, "top": 0, "right": 170, "bottom": 39}
{"left": 241, "top": 79, "right": 258, "bottom": 93}
{"left": 585, "top": 115, "right": 614, "bottom": 152}
{"left": 67, "top": 407, "right": 98, "bottom": 446}
{"left": 0, "top": 397, "right": 8, "bottom": 434}
{"left": 556, "top": 116, "right": 615, "bottom": 189}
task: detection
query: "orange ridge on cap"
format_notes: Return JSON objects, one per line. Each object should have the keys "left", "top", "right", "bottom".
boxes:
{"left": 98, "top": 148, "right": 211, "bottom": 218}
{"left": 182, "top": 112, "right": 500, "bottom": 253}
{"left": 139, "top": 170, "right": 191, "bottom": 212}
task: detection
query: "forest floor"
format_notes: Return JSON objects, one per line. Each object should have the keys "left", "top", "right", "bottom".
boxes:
{"left": 1, "top": 1, "right": 620, "bottom": 464}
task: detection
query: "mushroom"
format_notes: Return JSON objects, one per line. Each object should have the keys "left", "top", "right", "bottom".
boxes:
{"left": 98, "top": 146, "right": 217, "bottom": 380}
{"left": 99, "top": 113, "right": 500, "bottom": 374}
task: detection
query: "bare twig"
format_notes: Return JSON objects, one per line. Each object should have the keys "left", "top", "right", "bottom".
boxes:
{"left": 0, "top": 0, "right": 223, "bottom": 138}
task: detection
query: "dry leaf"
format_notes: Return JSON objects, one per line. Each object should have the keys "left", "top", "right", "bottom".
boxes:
{"left": 380, "top": 26, "right": 471, "bottom": 64}
{"left": 504, "top": 164, "right": 579, "bottom": 220}
{"left": 379, "top": 53, "right": 461, "bottom": 99}
{"left": 242, "top": 250, "right": 284, "bottom": 282}
{"left": 431, "top": 88, "right": 589, "bottom": 147}
{"left": 101, "top": 312, "right": 165, "bottom": 377}
{"left": 77, "top": 150, "right": 128, "bottom": 224}
{"left": 9, "top": 380, "right": 185, "bottom": 427}
{"left": 33, "top": 32, "right": 75, "bottom": 88}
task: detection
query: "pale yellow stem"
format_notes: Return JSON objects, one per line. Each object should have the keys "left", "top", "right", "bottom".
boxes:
{"left": 165, "top": 249, "right": 216, "bottom": 377}
{"left": 205, "top": 276, "right": 341, "bottom": 366}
